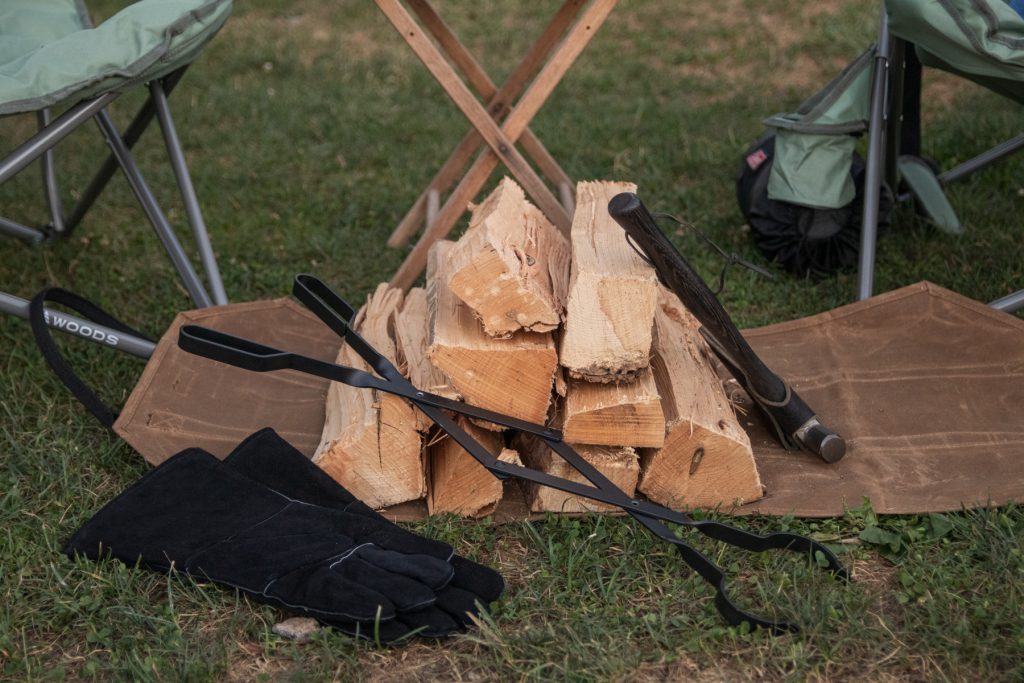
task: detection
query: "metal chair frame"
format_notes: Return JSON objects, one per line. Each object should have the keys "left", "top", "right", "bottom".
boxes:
{"left": 0, "top": 66, "right": 227, "bottom": 311}
{"left": 858, "top": 6, "right": 1024, "bottom": 313}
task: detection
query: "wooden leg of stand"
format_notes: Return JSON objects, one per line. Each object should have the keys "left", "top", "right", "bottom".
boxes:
{"left": 389, "top": 0, "right": 617, "bottom": 290}
{"left": 386, "top": 0, "right": 582, "bottom": 247}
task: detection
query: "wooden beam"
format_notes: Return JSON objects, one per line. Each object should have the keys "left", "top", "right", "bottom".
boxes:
{"left": 374, "top": 0, "right": 571, "bottom": 235}
{"left": 388, "top": 0, "right": 618, "bottom": 290}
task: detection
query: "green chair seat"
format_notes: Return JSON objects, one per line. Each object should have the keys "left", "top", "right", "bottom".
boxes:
{"left": 0, "top": 0, "right": 231, "bottom": 116}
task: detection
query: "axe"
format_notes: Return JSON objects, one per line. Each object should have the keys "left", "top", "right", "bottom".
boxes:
{"left": 608, "top": 192, "right": 846, "bottom": 463}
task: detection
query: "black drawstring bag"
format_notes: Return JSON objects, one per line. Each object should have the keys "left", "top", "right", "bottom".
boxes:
{"left": 736, "top": 133, "right": 893, "bottom": 277}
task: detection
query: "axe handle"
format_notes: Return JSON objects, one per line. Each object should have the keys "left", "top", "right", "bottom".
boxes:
{"left": 607, "top": 192, "right": 845, "bottom": 463}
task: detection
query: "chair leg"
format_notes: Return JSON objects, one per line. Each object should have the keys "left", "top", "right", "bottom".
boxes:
{"left": 939, "top": 132, "right": 1024, "bottom": 185}
{"left": 37, "top": 109, "right": 67, "bottom": 236}
{"left": 93, "top": 110, "right": 213, "bottom": 308}
{"left": 150, "top": 81, "right": 228, "bottom": 305}
{"left": 0, "top": 95, "right": 115, "bottom": 242}
{"left": 0, "top": 93, "right": 115, "bottom": 185}
{"left": 64, "top": 68, "right": 188, "bottom": 235}
{"left": 857, "top": 6, "right": 895, "bottom": 302}
{"left": 989, "top": 289, "right": 1024, "bottom": 314}
{"left": 0, "top": 216, "right": 45, "bottom": 242}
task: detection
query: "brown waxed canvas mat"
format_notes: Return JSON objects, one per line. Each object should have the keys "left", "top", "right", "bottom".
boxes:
{"left": 115, "top": 299, "right": 342, "bottom": 463}
{"left": 114, "top": 282, "right": 1024, "bottom": 520}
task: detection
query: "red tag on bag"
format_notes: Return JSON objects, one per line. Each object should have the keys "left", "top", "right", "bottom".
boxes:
{"left": 746, "top": 148, "right": 768, "bottom": 171}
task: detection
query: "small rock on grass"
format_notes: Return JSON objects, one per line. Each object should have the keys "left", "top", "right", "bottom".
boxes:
{"left": 272, "top": 617, "right": 323, "bottom": 642}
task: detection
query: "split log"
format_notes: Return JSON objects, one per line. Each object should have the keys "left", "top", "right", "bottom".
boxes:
{"left": 427, "top": 240, "right": 558, "bottom": 428}
{"left": 637, "top": 289, "right": 762, "bottom": 509}
{"left": 429, "top": 416, "right": 522, "bottom": 518}
{"left": 447, "top": 177, "right": 570, "bottom": 337}
{"left": 515, "top": 434, "right": 639, "bottom": 514}
{"left": 562, "top": 372, "right": 665, "bottom": 448}
{"left": 392, "top": 286, "right": 459, "bottom": 433}
{"left": 559, "top": 180, "right": 659, "bottom": 383}
{"left": 313, "top": 284, "right": 425, "bottom": 509}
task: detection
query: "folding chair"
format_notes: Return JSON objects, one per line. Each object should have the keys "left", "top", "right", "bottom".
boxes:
{"left": 739, "top": 1, "right": 1023, "bottom": 313}
{"left": 858, "top": 0, "right": 1024, "bottom": 311}
{"left": 0, "top": 0, "right": 232, "bottom": 326}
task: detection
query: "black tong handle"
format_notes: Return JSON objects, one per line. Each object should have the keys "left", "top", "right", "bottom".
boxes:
{"left": 178, "top": 323, "right": 562, "bottom": 439}
{"left": 607, "top": 192, "right": 846, "bottom": 464}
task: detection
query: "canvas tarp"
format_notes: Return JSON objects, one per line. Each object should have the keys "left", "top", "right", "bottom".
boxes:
{"left": 114, "top": 282, "right": 1024, "bottom": 520}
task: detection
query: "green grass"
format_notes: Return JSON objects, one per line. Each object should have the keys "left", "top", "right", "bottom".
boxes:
{"left": 2, "top": 1, "right": 1023, "bottom": 680}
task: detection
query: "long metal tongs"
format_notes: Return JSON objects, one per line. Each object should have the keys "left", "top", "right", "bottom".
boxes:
{"left": 178, "top": 274, "right": 849, "bottom": 634}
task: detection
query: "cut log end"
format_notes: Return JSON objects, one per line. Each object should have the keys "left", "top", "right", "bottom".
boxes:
{"left": 429, "top": 418, "right": 522, "bottom": 518}
{"left": 562, "top": 371, "right": 665, "bottom": 448}
{"left": 448, "top": 178, "right": 570, "bottom": 337}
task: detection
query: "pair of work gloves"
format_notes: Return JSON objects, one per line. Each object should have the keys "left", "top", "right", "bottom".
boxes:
{"left": 63, "top": 428, "right": 504, "bottom": 643}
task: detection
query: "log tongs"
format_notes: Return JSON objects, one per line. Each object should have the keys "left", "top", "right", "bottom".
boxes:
{"left": 178, "top": 274, "right": 850, "bottom": 634}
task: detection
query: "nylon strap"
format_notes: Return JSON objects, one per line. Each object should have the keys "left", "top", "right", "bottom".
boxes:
{"left": 28, "top": 287, "right": 153, "bottom": 429}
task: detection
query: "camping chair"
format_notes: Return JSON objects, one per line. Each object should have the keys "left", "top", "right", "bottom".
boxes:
{"left": 859, "top": 0, "right": 1024, "bottom": 311}
{"left": 739, "top": 0, "right": 1023, "bottom": 313}
{"left": 0, "top": 0, "right": 233, "bottom": 325}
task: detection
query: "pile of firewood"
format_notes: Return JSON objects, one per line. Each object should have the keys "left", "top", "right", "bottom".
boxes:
{"left": 313, "top": 178, "right": 763, "bottom": 517}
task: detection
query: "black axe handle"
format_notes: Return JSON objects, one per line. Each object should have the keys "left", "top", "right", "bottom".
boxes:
{"left": 607, "top": 192, "right": 846, "bottom": 463}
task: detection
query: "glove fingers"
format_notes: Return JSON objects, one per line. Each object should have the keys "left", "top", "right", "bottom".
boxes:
{"left": 355, "top": 545, "right": 454, "bottom": 590}
{"left": 336, "top": 556, "right": 438, "bottom": 611}
{"left": 269, "top": 563, "right": 397, "bottom": 622}
{"left": 449, "top": 555, "right": 505, "bottom": 603}
{"left": 433, "top": 585, "right": 488, "bottom": 627}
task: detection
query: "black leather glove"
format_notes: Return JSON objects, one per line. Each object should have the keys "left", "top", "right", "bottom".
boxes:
{"left": 64, "top": 449, "right": 456, "bottom": 626}
{"left": 223, "top": 428, "right": 505, "bottom": 640}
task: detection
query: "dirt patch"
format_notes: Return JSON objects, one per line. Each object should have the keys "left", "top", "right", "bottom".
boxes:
{"left": 920, "top": 70, "right": 975, "bottom": 116}
{"left": 854, "top": 554, "right": 900, "bottom": 619}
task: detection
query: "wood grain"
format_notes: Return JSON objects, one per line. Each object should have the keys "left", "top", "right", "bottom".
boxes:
{"left": 637, "top": 288, "right": 762, "bottom": 509}
{"left": 427, "top": 240, "right": 558, "bottom": 428}
{"left": 448, "top": 178, "right": 570, "bottom": 336}
{"left": 559, "top": 180, "right": 659, "bottom": 382}
{"left": 313, "top": 284, "right": 425, "bottom": 508}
